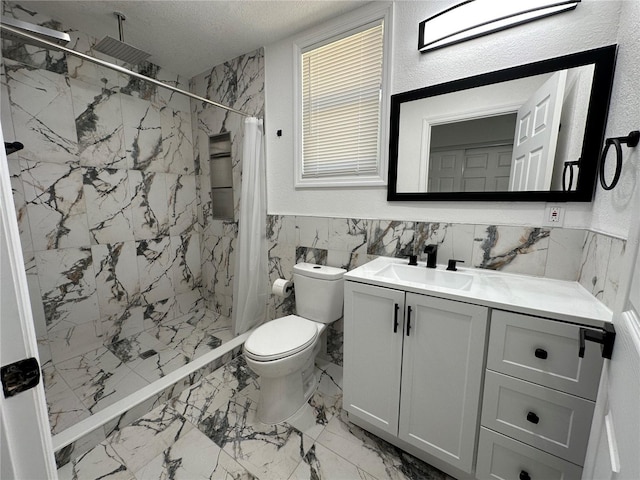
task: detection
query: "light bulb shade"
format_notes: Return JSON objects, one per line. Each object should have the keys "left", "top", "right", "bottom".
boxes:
{"left": 419, "top": 0, "right": 580, "bottom": 52}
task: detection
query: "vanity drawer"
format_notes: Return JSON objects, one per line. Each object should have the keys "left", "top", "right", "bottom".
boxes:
{"left": 481, "top": 371, "right": 594, "bottom": 465}
{"left": 487, "top": 310, "right": 603, "bottom": 400}
{"left": 476, "top": 428, "right": 583, "bottom": 480}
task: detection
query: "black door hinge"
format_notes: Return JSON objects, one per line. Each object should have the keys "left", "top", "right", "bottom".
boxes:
{"left": 1, "top": 357, "right": 41, "bottom": 398}
{"left": 579, "top": 323, "right": 616, "bottom": 359}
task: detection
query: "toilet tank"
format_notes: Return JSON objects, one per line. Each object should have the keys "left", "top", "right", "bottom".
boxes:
{"left": 293, "top": 263, "right": 346, "bottom": 323}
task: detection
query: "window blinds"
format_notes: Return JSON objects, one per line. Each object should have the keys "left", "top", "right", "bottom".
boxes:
{"left": 301, "top": 23, "right": 384, "bottom": 179}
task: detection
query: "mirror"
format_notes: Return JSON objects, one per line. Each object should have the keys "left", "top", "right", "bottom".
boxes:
{"left": 387, "top": 45, "right": 617, "bottom": 202}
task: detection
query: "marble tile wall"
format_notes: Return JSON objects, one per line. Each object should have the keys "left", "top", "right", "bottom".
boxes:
{"left": 190, "top": 48, "right": 265, "bottom": 317}
{"left": 1, "top": 2, "right": 201, "bottom": 366}
{"left": 578, "top": 231, "right": 626, "bottom": 308}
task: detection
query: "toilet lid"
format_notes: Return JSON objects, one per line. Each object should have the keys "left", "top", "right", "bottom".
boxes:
{"left": 244, "top": 315, "right": 319, "bottom": 361}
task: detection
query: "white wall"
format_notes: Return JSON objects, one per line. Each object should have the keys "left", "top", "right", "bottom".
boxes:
{"left": 589, "top": 0, "right": 640, "bottom": 238}
{"left": 265, "top": 0, "right": 629, "bottom": 233}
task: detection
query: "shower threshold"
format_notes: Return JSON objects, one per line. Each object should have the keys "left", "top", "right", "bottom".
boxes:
{"left": 47, "top": 309, "right": 251, "bottom": 465}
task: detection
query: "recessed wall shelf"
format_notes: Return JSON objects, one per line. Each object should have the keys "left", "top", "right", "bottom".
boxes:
{"left": 209, "top": 133, "right": 234, "bottom": 220}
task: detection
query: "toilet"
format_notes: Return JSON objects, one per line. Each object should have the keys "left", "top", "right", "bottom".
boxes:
{"left": 243, "top": 262, "right": 346, "bottom": 424}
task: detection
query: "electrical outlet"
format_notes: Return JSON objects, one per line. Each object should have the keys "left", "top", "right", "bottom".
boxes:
{"left": 544, "top": 204, "right": 565, "bottom": 226}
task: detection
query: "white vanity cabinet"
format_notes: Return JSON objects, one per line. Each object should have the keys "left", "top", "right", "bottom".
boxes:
{"left": 343, "top": 281, "right": 489, "bottom": 474}
{"left": 343, "top": 256, "right": 612, "bottom": 480}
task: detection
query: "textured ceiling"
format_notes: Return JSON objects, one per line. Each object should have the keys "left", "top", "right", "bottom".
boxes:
{"left": 16, "top": 0, "right": 370, "bottom": 78}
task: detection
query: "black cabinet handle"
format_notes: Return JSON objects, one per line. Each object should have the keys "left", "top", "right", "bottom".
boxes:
{"left": 393, "top": 304, "right": 399, "bottom": 333}
{"left": 579, "top": 324, "right": 616, "bottom": 359}
{"left": 406, "top": 306, "right": 412, "bottom": 336}
{"left": 519, "top": 470, "right": 531, "bottom": 480}
{"left": 526, "top": 411, "right": 540, "bottom": 424}
{"left": 534, "top": 348, "right": 548, "bottom": 359}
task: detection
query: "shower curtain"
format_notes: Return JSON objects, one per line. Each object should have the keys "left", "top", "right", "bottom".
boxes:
{"left": 233, "top": 117, "right": 268, "bottom": 335}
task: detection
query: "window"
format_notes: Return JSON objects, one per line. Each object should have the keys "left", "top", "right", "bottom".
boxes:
{"left": 295, "top": 8, "right": 391, "bottom": 187}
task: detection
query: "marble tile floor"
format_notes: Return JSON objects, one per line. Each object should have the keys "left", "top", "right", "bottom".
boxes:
{"left": 58, "top": 355, "right": 455, "bottom": 480}
{"left": 44, "top": 309, "right": 233, "bottom": 435}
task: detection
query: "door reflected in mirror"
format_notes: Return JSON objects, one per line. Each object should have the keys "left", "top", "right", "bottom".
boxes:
{"left": 397, "top": 66, "right": 594, "bottom": 193}
{"left": 388, "top": 46, "right": 617, "bottom": 202}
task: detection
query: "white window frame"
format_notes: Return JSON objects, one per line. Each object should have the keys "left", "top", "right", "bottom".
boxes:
{"left": 293, "top": 3, "right": 393, "bottom": 188}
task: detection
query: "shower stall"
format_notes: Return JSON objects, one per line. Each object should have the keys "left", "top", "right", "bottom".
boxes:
{"left": 1, "top": 3, "right": 266, "bottom": 466}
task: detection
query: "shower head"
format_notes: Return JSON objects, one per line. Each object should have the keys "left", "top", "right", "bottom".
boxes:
{"left": 0, "top": 16, "right": 70, "bottom": 47}
{"left": 94, "top": 12, "right": 150, "bottom": 65}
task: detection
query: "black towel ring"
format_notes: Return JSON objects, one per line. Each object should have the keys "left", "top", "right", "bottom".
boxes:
{"left": 599, "top": 130, "right": 639, "bottom": 191}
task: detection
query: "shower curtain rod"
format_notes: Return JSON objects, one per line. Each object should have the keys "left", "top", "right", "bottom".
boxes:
{"left": 0, "top": 23, "right": 252, "bottom": 118}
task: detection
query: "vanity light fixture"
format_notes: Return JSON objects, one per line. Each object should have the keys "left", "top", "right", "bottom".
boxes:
{"left": 418, "top": 0, "right": 580, "bottom": 52}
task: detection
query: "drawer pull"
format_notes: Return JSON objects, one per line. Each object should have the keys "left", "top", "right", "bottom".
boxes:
{"left": 526, "top": 411, "right": 540, "bottom": 424}
{"left": 519, "top": 471, "right": 531, "bottom": 480}
{"left": 534, "top": 348, "right": 548, "bottom": 359}
{"left": 406, "top": 306, "right": 412, "bottom": 336}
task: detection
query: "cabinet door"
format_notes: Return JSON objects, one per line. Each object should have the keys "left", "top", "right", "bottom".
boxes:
{"left": 343, "top": 282, "right": 405, "bottom": 435}
{"left": 398, "top": 293, "right": 488, "bottom": 473}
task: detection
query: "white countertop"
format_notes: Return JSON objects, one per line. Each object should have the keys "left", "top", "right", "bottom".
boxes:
{"left": 344, "top": 256, "right": 612, "bottom": 329}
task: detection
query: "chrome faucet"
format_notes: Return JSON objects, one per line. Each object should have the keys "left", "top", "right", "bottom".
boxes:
{"left": 424, "top": 244, "right": 438, "bottom": 268}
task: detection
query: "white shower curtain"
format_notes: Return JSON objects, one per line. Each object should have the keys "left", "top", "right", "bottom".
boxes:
{"left": 233, "top": 117, "right": 268, "bottom": 335}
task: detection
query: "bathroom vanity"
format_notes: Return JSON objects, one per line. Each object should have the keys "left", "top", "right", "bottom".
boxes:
{"left": 343, "top": 257, "right": 613, "bottom": 480}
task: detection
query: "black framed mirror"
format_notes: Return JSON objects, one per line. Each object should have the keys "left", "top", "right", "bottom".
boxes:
{"left": 387, "top": 45, "right": 617, "bottom": 202}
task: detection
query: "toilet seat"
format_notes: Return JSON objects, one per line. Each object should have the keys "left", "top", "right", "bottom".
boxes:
{"left": 244, "top": 315, "right": 319, "bottom": 361}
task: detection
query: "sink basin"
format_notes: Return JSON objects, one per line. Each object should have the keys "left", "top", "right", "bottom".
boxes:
{"left": 374, "top": 263, "right": 473, "bottom": 290}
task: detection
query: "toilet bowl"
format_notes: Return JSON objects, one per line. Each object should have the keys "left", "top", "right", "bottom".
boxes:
{"left": 244, "top": 315, "right": 325, "bottom": 424}
{"left": 243, "top": 263, "right": 346, "bottom": 424}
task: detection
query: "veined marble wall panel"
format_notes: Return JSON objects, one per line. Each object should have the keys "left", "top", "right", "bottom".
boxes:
{"left": 472, "top": 225, "right": 550, "bottom": 276}
{"left": 171, "top": 233, "right": 202, "bottom": 295}
{"left": 35, "top": 246, "right": 99, "bottom": 331}
{"left": 578, "top": 232, "right": 626, "bottom": 308}
{"left": 83, "top": 167, "right": 135, "bottom": 244}
{"left": 1, "top": 62, "right": 15, "bottom": 138}
{"left": 168, "top": 173, "right": 198, "bottom": 236}
{"left": 1, "top": 3, "right": 203, "bottom": 365}
{"left": 121, "top": 95, "right": 163, "bottom": 172}
{"left": 136, "top": 236, "right": 175, "bottom": 305}
{"left": 191, "top": 48, "right": 265, "bottom": 317}
{"left": 128, "top": 170, "right": 171, "bottom": 240}
{"left": 161, "top": 109, "right": 194, "bottom": 175}
{"left": 1, "top": 2, "right": 68, "bottom": 74}
{"left": 21, "top": 159, "right": 89, "bottom": 250}
{"left": 3, "top": 59, "right": 78, "bottom": 164}
{"left": 91, "top": 241, "right": 140, "bottom": 317}
{"left": 602, "top": 239, "right": 625, "bottom": 308}
{"left": 6, "top": 156, "right": 33, "bottom": 251}
{"left": 71, "top": 78, "right": 126, "bottom": 169}
{"left": 65, "top": 31, "right": 123, "bottom": 87}
{"left": 155, "top": 70, "right": 191, "bottom": 114}
{"left": 545, "top": 228, "right": 587, "bottom": 281}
